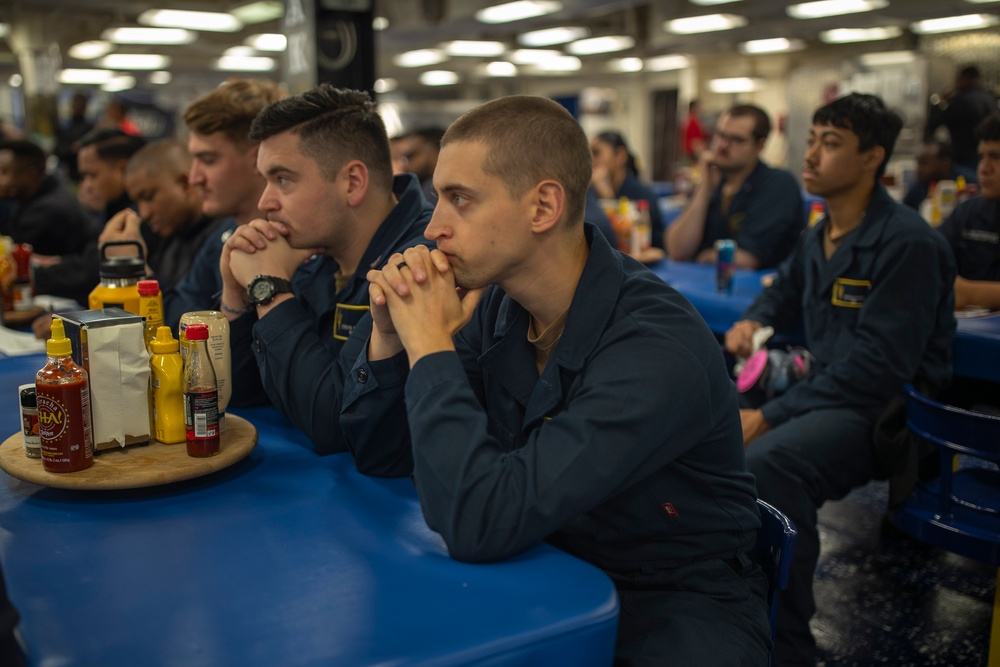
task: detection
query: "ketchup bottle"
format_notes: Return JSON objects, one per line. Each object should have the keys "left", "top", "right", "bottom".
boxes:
{"left": 36, "top": 317, "right": 94, "bottom": 472}
{"left": 183, "top": 323, "right": 220, "bottom": 457}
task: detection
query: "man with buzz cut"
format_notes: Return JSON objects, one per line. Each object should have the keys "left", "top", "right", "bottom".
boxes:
{"left": 341, "top": 95, "right": 771, "bottom": 665}
{"left": 726, "top": 93, "right": 956, "bottom": 665}
{"left": 220, "top": 83, "right": 434, "bottom": 452}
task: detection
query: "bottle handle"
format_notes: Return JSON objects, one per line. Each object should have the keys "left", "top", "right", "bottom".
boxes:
{"left": 99, "top": 240, "right": 145, "bottom": 263}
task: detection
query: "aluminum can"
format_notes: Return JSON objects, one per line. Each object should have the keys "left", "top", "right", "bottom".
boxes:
{"left": 715, "top": 239, "right": 737, "bottom": 294}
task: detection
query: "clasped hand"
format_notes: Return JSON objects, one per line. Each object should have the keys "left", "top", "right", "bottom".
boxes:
{"left": 367, "top": 245, "right": 483, "bottom": 365}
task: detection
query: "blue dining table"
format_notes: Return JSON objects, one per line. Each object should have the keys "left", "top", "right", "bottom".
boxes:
{"left": 0, "top": 353, "right": 619, "bottom": 667}
{"left": 647, "top": 259, "right": 1000, "bottom": 384}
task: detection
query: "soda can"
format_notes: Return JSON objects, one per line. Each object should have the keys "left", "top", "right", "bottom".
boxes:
{"left": 715, "top": 239, "right": 737, "bottom": 294}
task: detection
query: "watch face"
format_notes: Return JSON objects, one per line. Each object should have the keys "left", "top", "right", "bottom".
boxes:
{"left": 251, "top": 278, "right": 274, "bottom": 302}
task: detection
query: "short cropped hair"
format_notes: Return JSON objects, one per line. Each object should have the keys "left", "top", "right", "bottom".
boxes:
{"left": 442, "top": 95, "right": 591, "bottom": 227}
{"left": 126, "top": 139, "right": 191, "bottom": 178}
{"left": 249, "top": 84, "right": 393, "bottom": 193}
{"left": 975, "top": 112, "right": 1000, "bottom": 143}
{"left": 812, "top": 93, "right": 903, "bottom": 180}
{"left": 0, "top": 139, "right": 46, "bottom": 173}
{"left": 183, "top": 79, "right": 286, "bottom": 149}
{"left": 727, "top": 104, "right": 771, "bottom": 142}
{"left": 78, "top": 128, "right": 147, "bottom": 164}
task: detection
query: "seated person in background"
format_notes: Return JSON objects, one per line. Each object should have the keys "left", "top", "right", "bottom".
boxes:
{"left": 30, "top": 129, "right": 148, "bottom": 319}
{"left": 0, "top": 139, "right": 95, "bottom": 256}
{"left": 938, "top": 112, "right": 1000, "bottom": 310}
{"left": 667, "top": 104, "right": 803, "bottom": 269}
{"left": 163, "top": 78, "right": 286, "bottom": 329}
{"left": 342, "top": 95, "right": 770, "bottom": 665}
{"left": 98, "top": 139, "right": 225, "bottom": 296}
{"left": 402, "top": 126, "right": 444, "bottom": 203}
{"left": 724, "top": 93, "right": 956, "bottom": 666}
{"left": 589, "top": 129, "right": 666, "bottom": 261}
{"left": 902, "top": 141, "right": 977, "bottom": 211}
{"left": 220, "top": 84, "right": 433, "bottom": 449}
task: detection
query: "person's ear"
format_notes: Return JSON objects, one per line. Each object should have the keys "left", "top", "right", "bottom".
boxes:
{"left": 343, "top": 160, "right": 370, "bottom": 207}
{"left": 530, "top": 180, "right": 565, "bottom": 234}
{"left": 864, "top": 145, "right": 886, "bottom": 175}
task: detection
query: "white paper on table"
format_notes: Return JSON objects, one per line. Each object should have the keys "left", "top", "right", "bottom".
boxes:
{"left": 88, "top": 321, "right": 150, "bottom": 448}
{"left": 0, "top": 325, "right": 46, "bottom": 356}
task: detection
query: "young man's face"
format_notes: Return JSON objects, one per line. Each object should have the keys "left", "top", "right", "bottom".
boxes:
{"left": 255, "top": 130, "right": 346, "bottom": 252}
{"left": 977, "top": 139, "right": 1000, "bottom": 200}
{"left": 710, "top": 113, "right": 762, "bottom": 172}
{"left": 125, "top": 167, "right": 197, "bottom": 238}
{"left": 187, "top": 130, "right": 262, "bottom": 218}
{"left": 424, "top": 139, "right": 535, "bottom": 291}
{"left": 590, "top": 138, "right": 626, "bottom": 178}
{"left": 0, "top": 152, "right": 35, "bottom": 199}
{"left": 77, "top": 145, "right": 126, "bottom": 209}
{"left": 802, "top": 123, "right": 877, "bottom": 198}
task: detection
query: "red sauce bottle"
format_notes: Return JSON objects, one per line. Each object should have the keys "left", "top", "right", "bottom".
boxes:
{"left": 36, "top": 317, "right": 94, "bottom": 472}
{"left": 183, "top": 323, "right": 220, "bottom": 457}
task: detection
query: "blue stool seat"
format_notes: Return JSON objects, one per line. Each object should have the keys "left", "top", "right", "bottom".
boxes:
{"left": 890, "top": 384, "right": 1000, "bottom": 666}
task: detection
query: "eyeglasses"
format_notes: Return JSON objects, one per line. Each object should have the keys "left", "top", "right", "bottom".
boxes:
{"left": 715, "top": 131, "right": 754, "bottom": 147}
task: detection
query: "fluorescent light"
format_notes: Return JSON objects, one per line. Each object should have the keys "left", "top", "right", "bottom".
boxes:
{"left": 225, "top": 46, "right": 257, "bottom": 57}
{"left": 610, "top": 57, "right": 643, "bottom": 72}
{"left": 393, "top": 49, "right": 447, "bottom": 68}
{"left": 68, "top": 41, "right": 114, "bottom": 60}
{"left": 374, "top": 78, "right": 397, "bottom": 93}
{"left": 910, "top": 14, "right": 1000, "bottom": 34}
{"left": 645, "top": 54, "right": 690, "bottom": 71}
{"left": 664, "top": 14, "right": 748, "bottom": 34}
{"left": 787, "top": 0, "right": 887, "bottom": 20}
{"left": 148, "top": 71, "right": 172, "bottom": 84}
{"left": 230, "top": 1, "right": 283, "bottom": 24}
{"left": 819, "top": 26, "right": 902, "bottom": 43}
{"left": 476, "top": 1, "right": 562, "bottom": 24}
{"left": 102, "top": 27, "right": 195, "bottom": 45}
{"left": 244, "top": 33, "right": 287, "bottom": 51}
{"left": 691, "top": 0, "right": 742, "bottom": 4}
{"left": 102, "top": 75, "right": 136, "bottom": 92}
{"left": 526, "top": 55, "right": 581, "bottom": 72}
{"left": 966, "top": 0, "right": 1000, "bottom": 3}
{"left": 483, "top": 61, "right": 518, "bottom": 76}
{"left": 213, "top": 55, "right": 277, "bottom": 71}
{"left": 373, "top": 16, "right": 390, "bottom": 31}
{"left": 518, "top": 26, "right": 588, "bottom": 46}
{"left": 139, "top": 9, "right": 243, "bottom": 32}
{"left": 443, "top": 40, "right": 506, "bottom": 57}
{"left": 510, "top": 49, "right": 562, "bottom": 64}
{"left": 709, "top": 77, "right": 761, "bottom": 93}
{"left": 58, "top": 69, "right": 115, "bottom": 85}
{"left": 0, "top": 23, "right": 9, "bottom": 39}
{"left": 100, "top": 54, "right": 171, "bottom": 70}
{"left": 420, "top": 70, "right": 459, "bottom": 86}
{"left": 739, "top": 38, "right": 806, "bottom": 54}
{"left": 859, "top": 51, "right": 915, "bottom": 66}
{"left": 566, "top": 35, "right": 635, "bottom": 55}
{"left": 9, "top": 74, "right": 22, "bottom": 88}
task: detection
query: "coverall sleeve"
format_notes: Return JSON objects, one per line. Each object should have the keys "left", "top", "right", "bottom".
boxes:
{"left": 735, "top": 173, "right": 804, "bottom": 268}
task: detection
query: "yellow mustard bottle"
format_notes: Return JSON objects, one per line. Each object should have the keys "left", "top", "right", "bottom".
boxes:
{"left": 150, "top": 326, "right": 185, "bottom": 444}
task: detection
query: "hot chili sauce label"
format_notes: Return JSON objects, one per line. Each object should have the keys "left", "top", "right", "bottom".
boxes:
{"left": 37, "top": 384, "right": 94, "bottom": 471}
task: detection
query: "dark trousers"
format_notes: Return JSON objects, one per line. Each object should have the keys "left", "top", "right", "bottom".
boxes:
{"left": 745, "top": 408, "right": 879, "bottom": 666}
{"left": 610, "top": 557, "right": 771, "bottom": 667}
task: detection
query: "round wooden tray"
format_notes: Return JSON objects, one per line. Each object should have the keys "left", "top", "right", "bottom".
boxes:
{"left": 0, "top": 414, "right": 257, "bottom": 490}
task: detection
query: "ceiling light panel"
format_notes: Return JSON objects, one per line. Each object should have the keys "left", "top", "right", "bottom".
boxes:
{"left": 819, "top": 26, "right": 902, "bottom": 43}
{"left": 139, "top": 9, "right": 243, "bottom": 32}
{"left": 566, "top": 35, "right": 635, "bottom": 55}
{"left": 214, "top": 56, "right": 276, "bottom": 71}
{"left": 709, "top": 77, "right": 760, "bottom": 93}
{"left": 100, "top": 54, "right": 171, "bottom": 70}
{"left": 68, "top": 41, "right": 114, "bottom": 60}
{"left": 910, "top": 14, "right": 1000, "bottom": 34}
{"left": 244, "top": 33, "right": 287, "bottom": 51}
{"left": 509, "top": 49, "right": 562, "bottom": 64}
{"left": 483, "top": 61, "right": 518, "bottom": 77}
{"left": 787, "top": 0, "right": 888, "bottom": 20}
{"left": 664, "top": 14, "right": 748, "bottom": 34}
{"left": 59, "top": 69, "right": 116, "bottom": 85}
{"left": 690, "top": 0, "right": 742, "bottom": 4}
{"left": 230, "top": 1, "right": 283, "bottom": 24}
{"left": 739, "top": 38, "right": 806, "bottom": 54}
{"left": 420, "top": 70, "right": 459, "bottom": 86}
{"left": 393, "top": 49, "right": 448, "bottom": 68}
{"left": 442, "top": 40, "right": 507, "bottom": 57}
{"left": 518, "top": 26, "right": 589, "bottom": 46}
{"left": 102, "top": 27, "right": 195, "bottom": 44}
{"left": 102, "top": 75, "right": 136, "bottom": 92}
{"left": 645, "top": 54, "right": 690, "bottom": 71}
{"left": 476, "top": 1, "right": 562, "bottom": 24}
{"left": 610, "top": 58, "right": 643, "bottom": 72}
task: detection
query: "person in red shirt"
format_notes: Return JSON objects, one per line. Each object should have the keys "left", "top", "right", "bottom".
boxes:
{"left": 682, "top": 99, "right": 706, "bottom": 162}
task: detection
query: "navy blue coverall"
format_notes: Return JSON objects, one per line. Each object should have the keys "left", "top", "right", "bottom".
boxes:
{"left": 229, "top": 173, "right": 433, "bottom": 452}
{"left": 741, "top": 186, "right": 956, "bottom": 665}
{"left": 701, "top": 160, "right": 804, "bottom": 269}
{"left": 342, "top": 225, "right": 771, "bottom": 666}
{"left": 938, "top": 195, "right": 1000, "bottom": 281}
